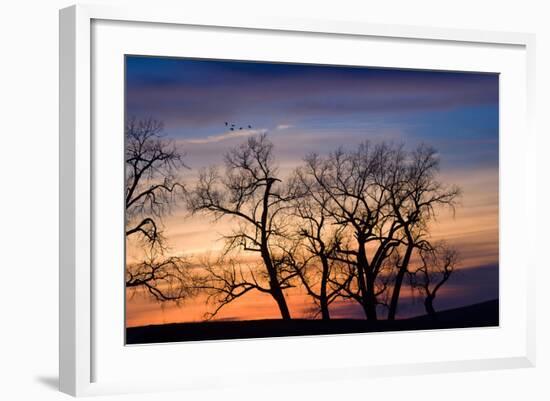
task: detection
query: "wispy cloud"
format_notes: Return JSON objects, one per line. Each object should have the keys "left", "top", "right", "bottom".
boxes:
{"left": 126, "top": 57, "right": 499, "bottom": 133}
{"left": 276, "top": 124, "right": 293, "bottom": 130}
{"left": 182, "top": 128, "right": 268, "bottom": 144}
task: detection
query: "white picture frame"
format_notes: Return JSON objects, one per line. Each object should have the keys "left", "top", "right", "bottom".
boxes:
{"left": 59, "top": 4, "right": 536, "bottom": 397}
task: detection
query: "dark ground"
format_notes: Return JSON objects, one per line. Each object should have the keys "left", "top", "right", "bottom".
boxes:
{"left": 126, "top": 299, "right": 499, "bottom": 344}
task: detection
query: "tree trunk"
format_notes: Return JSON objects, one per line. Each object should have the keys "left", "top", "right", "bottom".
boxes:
{"left": 261, "top": 248, "right": 291, "bottom": 320}
{"left": 320, "top": 301, "right": 330, "bottom": 321}
{"left": 424, "top": 296, "right": 437, "bottom": 320}
{"left": 387, "top": 241, "right": 414, "bottom": 320}
{"left": 365, "top": 271, "right": 378, "bottom": 321}
{"left": 260, "top": 179, "right": 291, "bottom": 320}
{"left": 387, "top": 267, "right": 406, "bottom": 320}
{"left": 319, "top": 255, "right": 331, "bottom": 320}
{"left": 357, "top": 238, "right": 377, "bottom": 320}
{"left": 271, "top": 280, "right": 291, "bottom": 320}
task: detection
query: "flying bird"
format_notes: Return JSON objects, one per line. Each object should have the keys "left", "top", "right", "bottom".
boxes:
{"left": 225, "top": 122, "right": 253, "bottom": 131}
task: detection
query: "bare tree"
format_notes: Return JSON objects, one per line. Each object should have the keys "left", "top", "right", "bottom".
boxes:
{"left": 288, "top": 168, "right": 350, "bottom": 320}
{"left": 297, "top": 142, "right": 460, "bottom": 321}
{"left": 409, "top": 242, "right": 457, "bottom": 320}
{"left": 125, "top": 117, "right": 191, "bottom": 302}
{"left": 126, "top": 117, "right": 187, "bottom": 248}
{"left": 299, "top": 143, "right": 405, "bottom": 320}
{"left": 126, "top": 250, "right": 196, "bottom": 302}
{"left": 386, "top": 145, "right": 460, "bottom": 320}
{"left": 193, "top": 256, "right": 267, "bottom": 320}
{"left": 188, "top": 134, "right": 296, "bottom": 319}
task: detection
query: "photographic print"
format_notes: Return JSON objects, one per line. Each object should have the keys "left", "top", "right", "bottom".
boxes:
{"left": 124, "top": 56, "right": 499, "bottom": 344}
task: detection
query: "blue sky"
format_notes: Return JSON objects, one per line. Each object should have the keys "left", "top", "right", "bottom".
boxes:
{"left": 126, "top": 55, "right": 498, "bottom": 173}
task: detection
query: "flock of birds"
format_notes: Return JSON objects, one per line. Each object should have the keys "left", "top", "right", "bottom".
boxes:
{"left": 225, "top": 122, "right": 252, "bottom": 131}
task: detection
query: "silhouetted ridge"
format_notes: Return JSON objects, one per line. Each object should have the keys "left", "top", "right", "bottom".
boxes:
{"left": 126, "top": 299, "right": 498, "bottom": 344}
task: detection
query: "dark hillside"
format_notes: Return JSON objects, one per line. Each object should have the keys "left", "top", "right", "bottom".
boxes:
{"left": 126, "top": 299, "right": 498, "bottom": 345}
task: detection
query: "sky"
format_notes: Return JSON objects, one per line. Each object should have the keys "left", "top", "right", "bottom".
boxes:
{"left": 125, "top": 55, "right": 499, "bottom": 327}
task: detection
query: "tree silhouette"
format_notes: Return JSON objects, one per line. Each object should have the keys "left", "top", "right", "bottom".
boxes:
{"left": 126, "top": 250, "right": 195, "bottom": 302}
{"left": 409, "top": 242, "right": 457, "bottom": 320}
{"left": 122, "top": 116, "right": 465, "bottom": 324}
{"left": 297, "top": 142, "right": 460, "bottom": 320}
{"left": 385, "top": 145, "right": 460, "bottom": 320}
{"left": 298, "top": 143, "right": 403, "bottom": 320}
{"left": 125, "top": 117, "right": 192, "bottom": 302}
{"left": 188, "top": 134, "right": 296, "bottom": 319}
{"left": 126, "top": 117, "right": 186, "bottom": 247}
{"left": 288, "top": 167, "right": 350, "bottom": 320}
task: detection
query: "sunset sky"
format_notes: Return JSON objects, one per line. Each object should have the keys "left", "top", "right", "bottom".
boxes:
{"left": 125, "top": 56, "right": 499, "bottom": 327}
